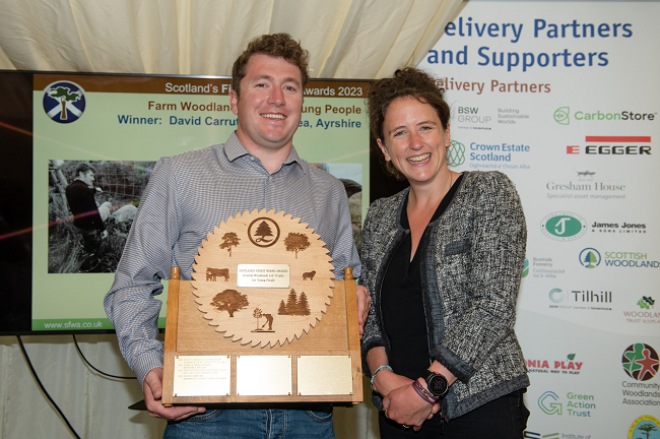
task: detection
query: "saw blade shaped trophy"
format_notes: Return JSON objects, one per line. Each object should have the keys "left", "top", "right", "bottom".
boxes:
{"left": 191, "top": 209, "right": 335, "bottom": 348}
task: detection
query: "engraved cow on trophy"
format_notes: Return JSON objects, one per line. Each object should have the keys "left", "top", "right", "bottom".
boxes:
{"left": 206, "top": 267, "right": 229, "bottom": 281}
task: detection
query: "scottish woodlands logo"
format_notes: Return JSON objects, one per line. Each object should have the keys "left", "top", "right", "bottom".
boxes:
{"left": 579, "top": 248, "right": 601, "bottom": 269}
{"left": 541, "top": 212, "right": 587, "bottom": 241}
{"left": 622, "top": 343, "right": 659, "bottom": 382}
{"left": 42, "top": 80, "right": 86, "bottom": 123}
{"left": 448, "top": 139, "right": 466, "bottom": 167}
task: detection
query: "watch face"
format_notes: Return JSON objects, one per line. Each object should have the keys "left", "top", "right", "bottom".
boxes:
{"left": 428, "top": 375, "right": 448, "bottom": 396}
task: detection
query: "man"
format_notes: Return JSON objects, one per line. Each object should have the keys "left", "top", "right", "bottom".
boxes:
{"left": 65, "top": 163, "right": 108, "bottom": 268}
{"left": 104, "top": 34, "right": 367, "bottom": 438}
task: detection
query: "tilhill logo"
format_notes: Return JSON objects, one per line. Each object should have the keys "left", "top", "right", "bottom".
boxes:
{"left": 541, "top": 212, "right": 586, "bottom": 241}
{"left": 43, "top": 80, "right": 86, "bottom": 123}
{"left": 448, "top": 140, "right": 466, "bottom": 167}
{"left": 622, "top": 343, "right": 659, "bottom": 382}
{"left": 548, "top": 288, "right": 612, "bottom": 311}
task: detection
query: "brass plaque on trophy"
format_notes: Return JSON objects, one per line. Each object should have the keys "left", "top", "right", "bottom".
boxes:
{"left": 162, "top": 210, "right": 363, "bottom": 405}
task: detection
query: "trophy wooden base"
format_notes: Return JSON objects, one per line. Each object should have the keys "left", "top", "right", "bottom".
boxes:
{"left": 162, "top": 267, "right": 363, "bottom": 406}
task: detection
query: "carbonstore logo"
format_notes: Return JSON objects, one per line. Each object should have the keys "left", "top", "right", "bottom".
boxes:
{"left": 578, "top": 248, "right": 601, "bottom": 269}
{"left": 554, "top": 107, "right": 570, "bottom": 125}
{"left": 554, "top": 106, "right": 656, "bottom": 125}
{"left": 42, "top": 80, "right": 87, "bottom": 123}
{"left": 622, "top": 343, "right": 659, "bottom": 382}
{"left": 448, "top": 139, "right": 466, "bottom": 167}
{"left": 541, "top": 212, "right": 587, "bottom": 241}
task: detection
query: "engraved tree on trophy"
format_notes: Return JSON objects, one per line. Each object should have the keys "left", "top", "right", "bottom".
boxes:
{"left": 219, "top": 232, "right": 240, "bottom": 257}
{"left": 211, "top": 289, "right": 249, "bottom": 317}
{"left": 284, "top": 233, "right": 310, "bottom": 259}
{"left": 254, "top": 221, "right": 275, "bottom": 243}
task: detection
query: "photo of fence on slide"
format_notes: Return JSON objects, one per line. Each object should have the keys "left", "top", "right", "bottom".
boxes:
{"left": 47, "top": 159, "right": 155, "bottom": 273}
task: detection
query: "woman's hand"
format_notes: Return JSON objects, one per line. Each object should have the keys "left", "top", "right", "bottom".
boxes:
{"left": 371, "top": 369, "right": 412, "bottom": 397}
{"left": 382, "top": 379, "right": 440, "bottom": 431}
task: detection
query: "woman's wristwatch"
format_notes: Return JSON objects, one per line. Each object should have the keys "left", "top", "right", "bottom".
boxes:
{"left": 422, "top": 369, "right": 450, "bottom": 398}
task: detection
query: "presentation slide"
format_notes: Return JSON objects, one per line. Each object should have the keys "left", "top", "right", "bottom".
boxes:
{"left": 32, "top": 74, "right": 370, "bottom": 331}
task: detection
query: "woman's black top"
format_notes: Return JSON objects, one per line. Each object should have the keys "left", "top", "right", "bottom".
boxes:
{"left": 379, "top": 174, "right": 463, "bottom": 437}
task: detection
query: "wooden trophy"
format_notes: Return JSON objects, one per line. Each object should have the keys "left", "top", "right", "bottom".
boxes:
{"left": 162, "top": 209, "right": 362, "bottom": 405}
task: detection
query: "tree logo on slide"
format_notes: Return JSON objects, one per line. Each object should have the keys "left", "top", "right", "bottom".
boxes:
{"left": 554, "top": 107, "right": 570, "bottom": 125}
{"left": 622, "top": 343, "right": 659, "bottom": 381}
{"left": 627, "top": 415, "right": 660, "bottom": 439}
{"left": 42, "top": 80, "right": 87, "bottom": 123}
{"left": 447, "top": 140, "right": 466, "bottom": 167}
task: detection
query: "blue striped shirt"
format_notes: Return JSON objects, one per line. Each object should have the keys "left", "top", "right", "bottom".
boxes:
{"left": 104, "top": 132, "right": 361, "bottom": 385}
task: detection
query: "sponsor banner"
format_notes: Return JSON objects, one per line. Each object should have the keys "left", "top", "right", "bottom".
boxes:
{"left": 427, "top": 3, "right": 660, "bottom": 435}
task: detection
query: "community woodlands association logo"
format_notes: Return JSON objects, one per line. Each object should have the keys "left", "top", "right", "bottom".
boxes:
{"left": 447, "top": 139, "right": 466, "bottom": 167}
{"left": 42, "top": 80, "right": 87, "bottom": 123}
{"left": 578, "top": 248, "right": 601, "bottom": 269}
{"left": 541, "top": 212, "right": 587, "bottom": 241}
{"left": 622, "top": 343, "right": 659, "bottom": 382}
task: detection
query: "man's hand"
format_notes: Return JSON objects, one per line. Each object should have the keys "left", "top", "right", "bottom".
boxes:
{"left": 355, "top": 285, "right": 371, "bottom": 339}
{"left": 143, "top": 368, "right": 205, "bottom": 421}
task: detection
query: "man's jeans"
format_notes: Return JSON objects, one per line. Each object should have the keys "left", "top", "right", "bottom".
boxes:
{"left": 164, "top": 408, "right": 335, "bottom": 439}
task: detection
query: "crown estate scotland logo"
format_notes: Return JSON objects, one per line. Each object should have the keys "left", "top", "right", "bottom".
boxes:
{"left": 42, "top": 81, "right": 87, "bottom": 123}
{"left": 448, "top": 139, "right": 466, "bottom": 167}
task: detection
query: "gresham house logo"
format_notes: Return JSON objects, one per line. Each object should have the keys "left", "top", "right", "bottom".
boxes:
{"left": 578, "top": 248, "right": 660, "bottom": 269}
{"left": 540, "top": 212, "right": 587, "bottom": 241}
{"left": 566, "top": 135, "right": 651, "bottom": 156}
{"left": 42, "top": 80, "right": 87, "bottom": 123}
{"left": 627, "top": 415, "right": 660, "bottom": 439}
{"left": 554, "top": 106, "right": 656, "bottom": 125}
{"left": 622, "top": 343, "right": 659, "bottom": 382}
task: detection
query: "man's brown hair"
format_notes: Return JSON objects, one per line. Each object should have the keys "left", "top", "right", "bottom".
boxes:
{"left": 232, "top": 33, "right": 310, "bottom": 97}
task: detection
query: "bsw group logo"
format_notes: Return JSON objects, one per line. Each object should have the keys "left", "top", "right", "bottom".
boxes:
{"left": 42, "top": 80, "right": 86, "bottom": 123}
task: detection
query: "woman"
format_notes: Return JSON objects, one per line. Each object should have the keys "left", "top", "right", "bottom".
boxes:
{"left": 361, "top": 68, "right": 529, "bottom": 438}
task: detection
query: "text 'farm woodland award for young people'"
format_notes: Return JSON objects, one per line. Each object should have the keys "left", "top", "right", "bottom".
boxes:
{"left": 162, "top": 209, "right": 363, "bottom": 405}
